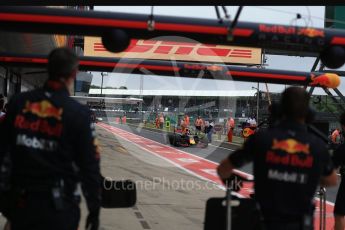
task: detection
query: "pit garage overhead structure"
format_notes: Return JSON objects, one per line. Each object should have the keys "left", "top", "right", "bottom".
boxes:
{"left": 1, "top": 6, "right": 345, "bottom": 68}
{"left": 1, "top": 5, "right": 345, "bottom": 110}
{"left": 0, "top": 53, "right": 341, "bottom": 89}
{"left": 0, "top": 30, "right": 66, "bottom": 97}
{"left": 71, "top": 96, "right": 143, "bottom": 105}
{"left": 87, "top": 89, "right": 257, "bottom": 97}
{"left": 0, "top": 6, "right": 89, "bottom": 97}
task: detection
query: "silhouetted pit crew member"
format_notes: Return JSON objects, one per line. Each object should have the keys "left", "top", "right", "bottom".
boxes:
{"left": 217, "top": 87, "right": 337, "bottom": 230}
{"left": 0, "top": 48, "right": 101, "bottom": 230}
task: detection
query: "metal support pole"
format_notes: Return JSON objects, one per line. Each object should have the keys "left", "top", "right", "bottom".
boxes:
{"left": 225, "top": 184, "right": 232, "bottom": 230}
{"left": 311, "top": 57, "right": 320, "bottom": 72}
{"left": 214, "top": 6, "right": 222, "bottom": 22}
{"left": 308, "top": 86, "right": 315, "bottom": 96}
{"left": 221, "top": 6, "right": 230, "bottom": 19}
{"left": 323, "top": 87, "right": 345, "bottom": 112}
{"left": 230, "top": 6, "right": 243, "bottom": 29}
{"left": 227, "top": 6, "right": 243, "bottom": 41}
{"left": 100, "top": 72, "right": 104, "bottom": 96}
{"left": 306, "top": 57, "right": 320, "bottom": 92}
{"left": 264, "top": 83, "right": 271, "bottom": 105}
{"left": 333, "top": 87, "right": 345, "bottom": 105}
{"left": 140, "top": 74, "right": 144, "bottom": 121}
{"left": 318, "top": 187, "right": 326, "bottom": 230}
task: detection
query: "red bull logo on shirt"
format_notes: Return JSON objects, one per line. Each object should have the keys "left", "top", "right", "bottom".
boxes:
{"left": 272, "top": 138, "right": 310, "bottom": 154}
{"left": 23, "top": 100, "right": 63, "bottom": 120}
{"left": 14, "top": 115, "right": 63, "bottom": 137}
{"left": 266, "top": 139, "right": 313, "bottom": 169}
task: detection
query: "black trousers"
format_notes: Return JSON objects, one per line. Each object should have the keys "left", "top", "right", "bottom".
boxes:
{"left": 263, "top": 216, "right": 313, "bottom": 230}
{"left": 9, "top": 192, "right": 80, "bottom": 230}
{"left": 335, "top": 176, "right": 345, "bottom": 215}
{"left": 264, "top": 221, "right": 303, "bottom": 230}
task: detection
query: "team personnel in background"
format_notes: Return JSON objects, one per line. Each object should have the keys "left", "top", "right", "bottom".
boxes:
{"left": 195, "top": 116, "right": 203, "bottom": 131}
{"left": 332, "top": 113, "right": 345, "bottom": 230}
{"left": 0, "top": 48, "right": 102, "bottom": 230}
{"left": 332, "top": 128, "right": 342, "bottom": 144}
{"left": 247, "top": 115, "right": 257, "bottom": 128}
{"left": 217, "top": 87, "right": 337, "bottom": 230}
{"left": 205, "top": 120, "right": 214, "bottom": 143}
{"left": 155, "top": 115, "right": 159, "bottom": 128}
{"left": 223, "top": 119, "right": 227, "bottom": 135}
{"left": 121, "top": 114, "right": 127, "bottom": 124}
{"left": 184, "top": 114, "right": 190, "bottom": 127}
{"left": 180, "top": 116, "right": 187, "bottom": 134}
{"left": 226, "top": 116, "right": 235, "bottom": 142}
{"left": 204, "top": 120, "right": 210, "bottom": 141}
{"left": 159, "top": 113, "right": 165, "bottom": 129}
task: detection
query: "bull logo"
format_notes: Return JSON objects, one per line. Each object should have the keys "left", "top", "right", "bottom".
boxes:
{"left": 272, "top": 139, "right": 310, "bottom": 154}
{"left": 242, "top": 127, "right": 255, "bottom": 138}
{"left": 298, "top": 28, "right": 325, "bottom": 38}
{"left": 23, "top": 100, "right": 63, "bottom": 120}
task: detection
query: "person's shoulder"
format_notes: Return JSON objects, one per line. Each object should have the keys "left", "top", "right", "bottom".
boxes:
{"left": 308, "top": 133, "right": 328, "bottom": 147}
{"left": 71, "top": 98, "right": 90, "bottom": 113}
{"left": 63, "top": 97, "right": 91, "bottom": 120}
{"left": 298, "top": 132, "right": 328, "bottom": 155}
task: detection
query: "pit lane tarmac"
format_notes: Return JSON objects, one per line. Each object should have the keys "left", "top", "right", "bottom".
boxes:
{"left": 98, "top": 122, "right": 339, "bottom": 230}
{"left": 106, "top": 122, "right": 339, "bottom": 203}
{"left": 88, "top": 124, "right": 226, "bottom": 230}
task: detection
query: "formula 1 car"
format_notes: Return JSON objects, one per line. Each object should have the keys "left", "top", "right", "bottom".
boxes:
{"left": 168, "top": 126, "right": 208, "bottom": 148}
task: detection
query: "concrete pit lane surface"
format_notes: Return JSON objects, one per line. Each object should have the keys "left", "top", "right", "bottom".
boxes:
{"left": 96, "top": 122, "right": 338, "bottom": 230}
{"left": 86, "top": 124, "right": 225, "bottom": 230}
{"left": 0, "top": 122, "right": 339, "bottom": 230}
